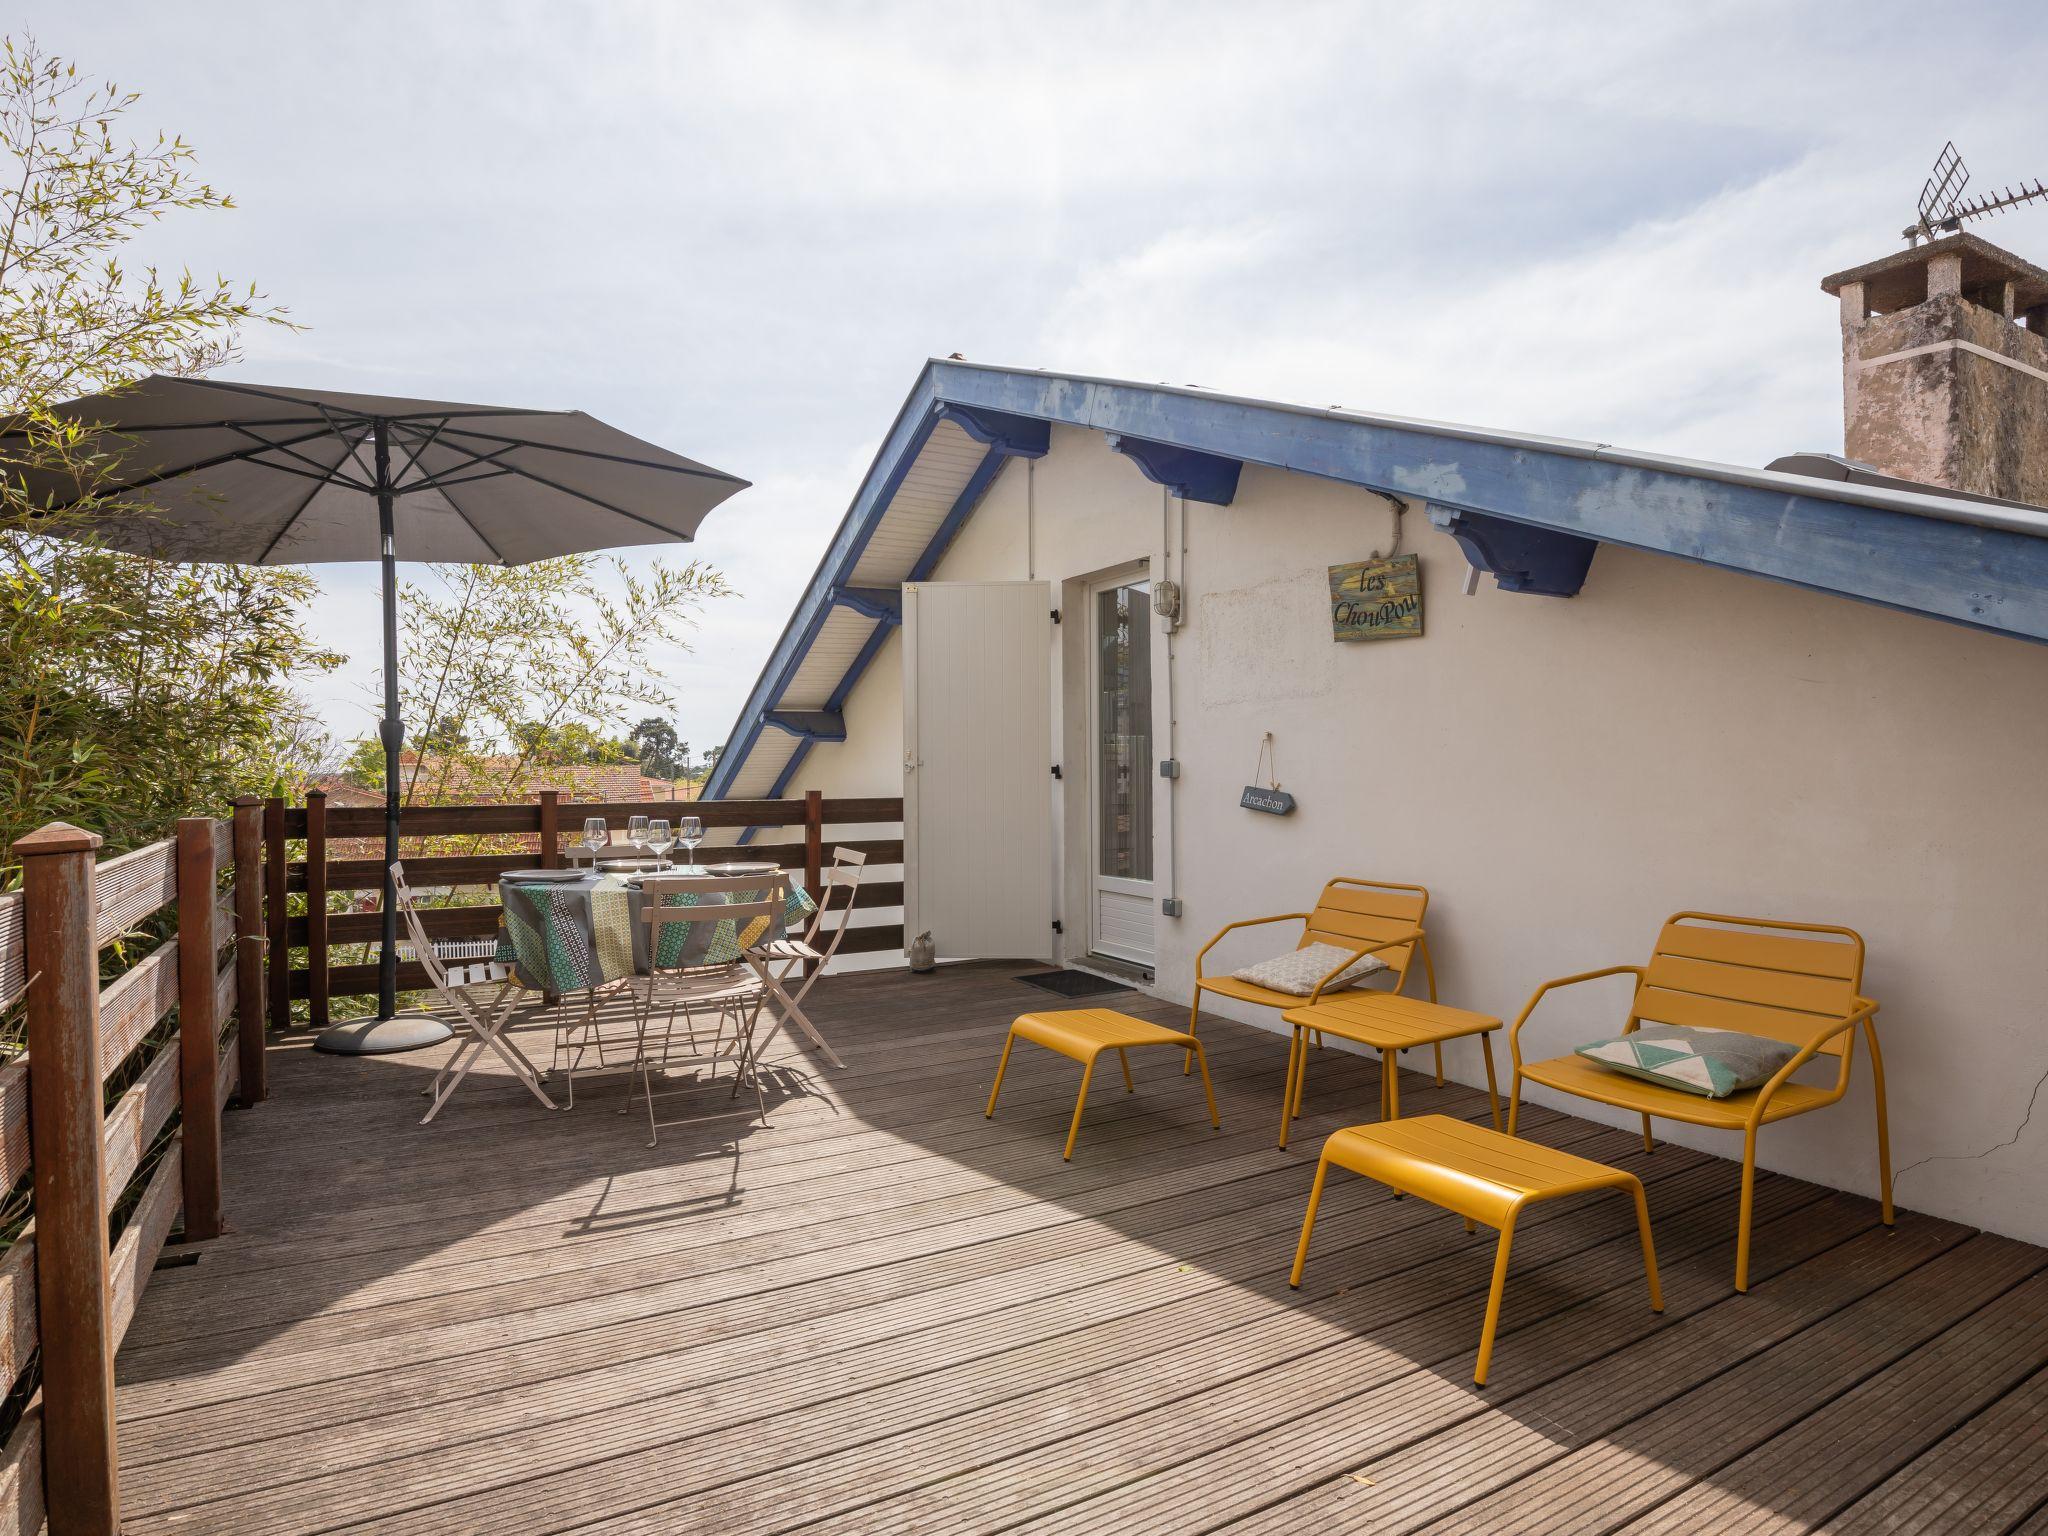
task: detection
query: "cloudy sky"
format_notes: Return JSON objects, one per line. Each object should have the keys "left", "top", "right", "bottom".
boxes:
{"left": 34, "top": 0, "right": 2048, "bottom": 762}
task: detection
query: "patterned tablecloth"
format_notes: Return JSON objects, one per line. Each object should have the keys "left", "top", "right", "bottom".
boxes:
{"left": 496, "top": 871, "right": 814, "bottom": 994}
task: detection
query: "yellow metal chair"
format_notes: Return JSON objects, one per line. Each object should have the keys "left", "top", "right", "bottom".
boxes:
{"left": 1189, "top": 875, "right": 1437, "bottom": 1069}
{"left": 1507, "top": 911, "right": 1892, "bottom": 1292}
{"left": 1290, "top": 1114, "right": 1662, "bottom": 1385}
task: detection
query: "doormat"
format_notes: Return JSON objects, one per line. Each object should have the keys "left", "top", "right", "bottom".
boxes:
{"left": 1015, "top": 970, "right": 1134, "bottom": 999}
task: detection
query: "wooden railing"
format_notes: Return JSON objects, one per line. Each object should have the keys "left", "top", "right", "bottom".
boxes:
{"left": 271, "top": 790, "right": 906, "bottom": 1026}
{"left": 0, "top": 802, "right": 266, "bottom": 1536}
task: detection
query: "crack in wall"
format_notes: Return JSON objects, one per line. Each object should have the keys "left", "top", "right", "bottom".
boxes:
{"left": 1893, "top": 1056, "right": 2048, "bottom": 1193}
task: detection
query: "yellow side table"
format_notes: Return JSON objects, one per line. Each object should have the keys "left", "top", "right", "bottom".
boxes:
{"left": 1278, "top": 991, "right": 1502, "bottom": 1148}
{"left": 1290, "top": 1113, "right": 1662, "bottom": 1384}
{"left": 985, "top": 1008, "right": 1220, "bottom": 1161}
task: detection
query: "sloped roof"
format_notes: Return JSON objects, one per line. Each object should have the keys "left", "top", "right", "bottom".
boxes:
{"left": 705, "top": 359, "right": 2048, "bottom": 803}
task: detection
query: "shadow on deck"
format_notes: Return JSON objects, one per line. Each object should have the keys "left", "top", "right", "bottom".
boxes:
{"left": 109, "top": 962, "right": 2048, "bottom": 1535}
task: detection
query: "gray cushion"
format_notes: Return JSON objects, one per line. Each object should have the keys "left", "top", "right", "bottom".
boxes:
{"left": 1232, "top": 942, "right": 1388, "bottom": 997}
{"left": 1575, "top": 1023, "right": 1797, "bottom": 1099}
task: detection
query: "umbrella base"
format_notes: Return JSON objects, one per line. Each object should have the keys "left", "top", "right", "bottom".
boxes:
{"left": 314, "top": 1015, "right": 453, "bottom": 1055}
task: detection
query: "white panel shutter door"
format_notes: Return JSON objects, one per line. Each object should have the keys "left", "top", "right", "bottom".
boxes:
{"left": 903, "top": 582, "right": 1053, "bottom": 962}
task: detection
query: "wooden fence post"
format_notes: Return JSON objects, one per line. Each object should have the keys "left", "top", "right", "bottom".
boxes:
{"left": 802, "top": 791, "right": 825, "bottom": 978}
{"left": 538, "top": 788, "right": 561, "bottom": 869}
{"left": 802, "top": 790, "right": 825, "bottom": 895}
{"left": 263, "top": 795, "right": 288, "bottom": 1032}
{"left": 175, "top": 819, "right": 224, "bottom": 1242}
{"left": 304, "top": 788, "right": 329, "bottom": 1028}
{"left": 15, "top": 821, "right": 119, "bottom": 1535}
{"left": 232, "top": 797, "right": 267, "bottom": 1103}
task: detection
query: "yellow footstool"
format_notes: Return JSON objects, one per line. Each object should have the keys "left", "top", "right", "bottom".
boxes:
{"left": 985, "top": 1008, "right": 1221, "bottom": 1161}
{"left": 1289, "top": 1114, "right": 1662, "bottom": 1384}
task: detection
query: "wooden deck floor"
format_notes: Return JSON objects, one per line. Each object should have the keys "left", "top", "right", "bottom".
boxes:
{"left": 112, "top": 962, "right": 2048, "bottom": 1535}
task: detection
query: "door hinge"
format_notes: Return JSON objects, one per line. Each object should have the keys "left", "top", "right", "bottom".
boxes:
{"left": 1050, "top": 608, "right": 1061, "bottom": 624}
{"left": 1050, "top": 764, "right": 1062, "bottom": 779}
{"left": 1052, "top": 919, "right": 1064, "bottom": 934}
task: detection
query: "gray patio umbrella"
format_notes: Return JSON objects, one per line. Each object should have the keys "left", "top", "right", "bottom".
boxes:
{"left": 12, "top": 375, "right": 748, "bottom": 1051}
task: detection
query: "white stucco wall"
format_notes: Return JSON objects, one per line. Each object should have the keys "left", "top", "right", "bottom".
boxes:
{"left": 785, "top": 423, "right": 2048, "bottom": 1244}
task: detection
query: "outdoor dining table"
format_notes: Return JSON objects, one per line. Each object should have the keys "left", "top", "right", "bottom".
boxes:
{"left": 494, "top": 866, "right": 816, "bottom": 994}
{"left": 487, "top": 867, "right": 844, "bottom": 1094}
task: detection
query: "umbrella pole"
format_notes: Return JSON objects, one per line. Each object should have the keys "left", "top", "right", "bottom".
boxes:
{"left": 315, "top": 419, "right": 452, "bottom": 1054}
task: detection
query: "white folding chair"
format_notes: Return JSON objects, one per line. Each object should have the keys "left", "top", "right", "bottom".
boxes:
{"left": 398, "top": 862, "right": 559, "bottom": 1124}
{"left": 743, "top": 846, "right": 864, "bottom": 1069}
{"left": 629, "top": 874, "right": 786, "bottom": 1145}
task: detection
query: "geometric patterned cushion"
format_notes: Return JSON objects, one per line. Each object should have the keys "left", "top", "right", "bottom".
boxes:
{"left": 1232, "top": 941, "right": 1389, "bottom": 998}
{"left": 1575, "top": 1023, "right": 1797, "bottom": 1099}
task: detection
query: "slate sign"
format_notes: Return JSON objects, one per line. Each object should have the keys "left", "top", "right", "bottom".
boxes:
{"left": 1328, "top": 553, "right": 1422, "bottom": 641}
{"left": 1240, "top": 786, "right": 1296, "bottom": 816}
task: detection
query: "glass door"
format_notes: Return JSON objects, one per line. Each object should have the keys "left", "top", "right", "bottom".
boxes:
{"left": 1090, "top": 577, "right": 1154, "bottom": 965}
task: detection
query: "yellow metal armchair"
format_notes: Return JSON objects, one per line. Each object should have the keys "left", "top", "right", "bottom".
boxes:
{"left": 1188, "top": 877, "right": 1437, "bottom": 1075}
{"left": 1507, "top": 911, "right": 1893, "bottom": 1291}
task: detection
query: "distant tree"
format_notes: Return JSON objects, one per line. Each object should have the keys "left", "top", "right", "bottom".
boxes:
{"left": 339, "top": 736, "right": 384, "bottom": 790}
{"left": 701, "top": 743, "right": 723, "bottom": 780}
{"left": 389, "top": 555, "right": 733, "bottom": 806}
{"left": 630, "top": 716, "right": 680, "bottom": 778}
{"left": 511, "top": 720, "right": 635, "bottom": 765}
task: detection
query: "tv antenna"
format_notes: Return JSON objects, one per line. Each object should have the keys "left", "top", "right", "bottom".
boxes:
{"left": 1904, "top": 142, "right": 2048, "bottom": 244}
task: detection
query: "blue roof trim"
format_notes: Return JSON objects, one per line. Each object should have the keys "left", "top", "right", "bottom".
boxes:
{"left": 702, "top": 369, "right": 941, "bottom": 801}
{"left": 709, "top": 357, "right": 2048, "bottom": 805}
{"left": 929, "top": 361, "right": 2048, "bottom": 643}
{"left": 828, "top": 619, "right": 895, "bottom": 714}
{"left": 910, "top": 446, "right": 1006, "bottom": 581}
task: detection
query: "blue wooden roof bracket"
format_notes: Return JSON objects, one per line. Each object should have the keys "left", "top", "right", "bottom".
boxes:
{"left": 936, "top": 402, "right": 1050, "bottom": 459}
{"left": 1103, "top": 431, "right": 1242, "bottom": 505}
{"left": 829, "top": 585, "right": 904, "bottom": 624}
{"left": 1427, "top": 505, "right": 1598, "bottom": 596}
{"left": 765, "top": 710, "right": 847, "bottom": 743}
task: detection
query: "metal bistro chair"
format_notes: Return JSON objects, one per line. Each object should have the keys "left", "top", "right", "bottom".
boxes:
{"left": 741, "top": 846, "right": 865, "bottom": 1068}
{"left": 395, "top": 861, "right": 559, "bottom": 1124}
{"left": 629, "top": 874, "right": 787, "bottom": 1145}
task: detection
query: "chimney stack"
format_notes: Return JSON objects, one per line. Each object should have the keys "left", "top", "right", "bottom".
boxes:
{"left": 1821, "top": 232, "right": 2048, "bottom": 504}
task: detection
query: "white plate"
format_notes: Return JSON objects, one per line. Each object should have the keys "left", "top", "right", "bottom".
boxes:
{"left": 499, "top": 868, "right": 589, "bottom": 883}
{"left": 708, "top": 861, "right": 781, "bottom": 876}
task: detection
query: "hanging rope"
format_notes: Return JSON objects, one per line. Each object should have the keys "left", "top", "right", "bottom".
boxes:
{"left": 1252, "top": 731, "right": 1280, "bottom": 791}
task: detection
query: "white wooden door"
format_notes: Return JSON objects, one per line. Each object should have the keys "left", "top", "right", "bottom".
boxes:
{"left": 1088, "top": 576, "right": 1155, "bottom": 966}
{"left": 903, "top": 581, "right": 1053, "bottom": 961}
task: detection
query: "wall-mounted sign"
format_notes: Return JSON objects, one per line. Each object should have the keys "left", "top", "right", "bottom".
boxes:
{"left": 1240, "top": 785, "right": 1296, "bottom": 816}
{"left": 1328, "top": 553, "right": 1422, "bottom": 641}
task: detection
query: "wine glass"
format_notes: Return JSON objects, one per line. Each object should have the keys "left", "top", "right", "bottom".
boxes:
{"left": 678, "top": 815, "right": 703, "bottom": 873}
{"left": 581, "top": 816, "right": 608, "bottom": 862}
{"left": 646, "top": 818, "right": 674, "bottom": 870}
{"left": 627, "top": 814, "right": 650, "bottom": 860}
